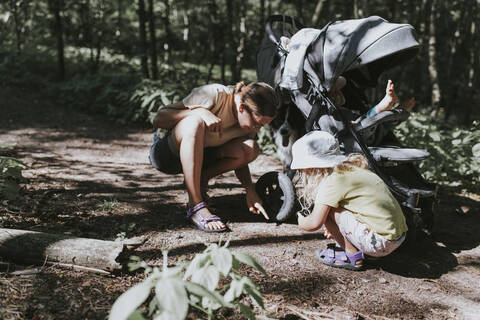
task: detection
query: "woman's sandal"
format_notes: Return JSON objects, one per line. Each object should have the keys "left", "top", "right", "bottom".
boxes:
{"left": 186, "top": 201, "right": 227, "bottom": 233}
{"left": 316, "top": 246, "right": 364, "bottom": 271}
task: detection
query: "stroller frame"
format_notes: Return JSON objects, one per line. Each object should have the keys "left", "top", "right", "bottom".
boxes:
{"left": 255, "top": 15, "right": 437, "bottom": 243}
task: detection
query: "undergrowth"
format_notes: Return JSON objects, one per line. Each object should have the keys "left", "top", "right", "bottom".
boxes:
{"left": 395, "top": 111, "right": 479, "bottom": 192}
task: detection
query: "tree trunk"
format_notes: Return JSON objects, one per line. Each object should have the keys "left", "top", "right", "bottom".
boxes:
{"left": 295, "top": 0, "right": 303, "bottom": 22}
{"left": 260, "top": 0, "right": 265, "bottom": 30}
{"left": 206, "top": 0, "right": 220, "bottom": 82}
{"left": 471, "top": 4, "right": 479, "bottom": 121}
{"left": 353, "top": 0, "right": 359, "bottom": 19}
{"left": 148, "top": 0, "right": 158, "bottom": 79}
{"left": 10, "top": 0, "right": 22, "bottom": 54}
{"left": 311, "top": 0, "right": 325, "bottom": 27}
{"left": 138, "top": 0, "right": 150, "bottom": 78}
{"left": 49, "top": 0, "right": 65, "bottom": 80}
{"left": 0, "top": 229, "right": 141, "bottom": 273}
{"left": 427, "top": 0, "right": 441, "bottom": 109}
{"left": 162, "top": 0, "right": 171, "bottom": 67}
{"left": 234, "top": 2, "right": 246, "bottom": 82}
{"left": 388, "top": 0, "right": 397, "bottom": 21}
{"left": 117, "top": 0, "right": 124, "bottom": 34}
{"left": 92, "top": 0, "right": 105, "bottom": 73}
{"left": 225, "top": 0, "right": 237, "bottom": 82}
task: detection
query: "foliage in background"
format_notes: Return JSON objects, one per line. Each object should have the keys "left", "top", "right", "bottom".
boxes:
{"left": 110, "top": 242, "right": 267, "bottom": 320}
{"left": 0, "top": 49, "right": 204, "bottom": 124}
{"left": 257, "top": 126, "right": 276, "bottom": 156}
{"left": 2, "top": 0, "right": 480, "bottom": 122}
{"left": 395, "top": 111, "right": 480, "bottom": 192}
{"left": 0, "top": 145, "right": 27, "bottom": 201}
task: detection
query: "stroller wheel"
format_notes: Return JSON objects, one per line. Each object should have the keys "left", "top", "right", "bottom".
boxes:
{"left": 255, "top": 171, "right": 296, "bottom": 222}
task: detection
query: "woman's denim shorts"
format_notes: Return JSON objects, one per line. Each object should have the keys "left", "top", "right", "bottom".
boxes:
{"left": 149, "top": 131, "right": 218, "bottom": 175}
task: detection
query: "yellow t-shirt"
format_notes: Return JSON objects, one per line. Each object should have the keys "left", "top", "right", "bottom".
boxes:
{"left": 182, "top": 84, "right": 251, "bottom": 147}
{"left": 315, "top": 166, "right": 408, "bottom": 240}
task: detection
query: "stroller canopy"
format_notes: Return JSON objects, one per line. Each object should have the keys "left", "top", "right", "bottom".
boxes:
{"left": 308, "top": 16, "right": 419, "bottom": 91}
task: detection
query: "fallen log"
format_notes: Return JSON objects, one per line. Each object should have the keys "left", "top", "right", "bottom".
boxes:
{"left": 0, "top": 228, "right": 143, "bottom": 273}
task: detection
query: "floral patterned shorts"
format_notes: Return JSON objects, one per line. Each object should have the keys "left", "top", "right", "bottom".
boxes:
{"left": 337, "top": 210, "right": 406, "bottom": 257}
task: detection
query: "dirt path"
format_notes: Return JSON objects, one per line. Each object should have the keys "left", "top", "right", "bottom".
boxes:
{"left": 1, "top": 87, "right": 480, "bottom": 319}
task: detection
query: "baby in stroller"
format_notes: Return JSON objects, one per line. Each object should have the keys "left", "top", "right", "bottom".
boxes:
{"left": 330, "top": 77, "right": 415, "bottom": 115}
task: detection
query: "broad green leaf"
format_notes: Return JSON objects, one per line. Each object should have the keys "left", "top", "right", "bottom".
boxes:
{"left": 109, "top": 277, "right": 153, "bottom": 320}
{"left": 428, "top": 131, "right": 441, "bottom": 142}
{"left": 162, "top": 266, "right": 183, "bottom": 278}
{"left": 143, "top": 92, "right": 162, "bottom": 111}
{"left": 201, "top": 295, "right": 222, "bottom": 310}
{"left": 244, "top": 285, "right": 264, "bottom": 309}
{"left": 232, "top": 256, "right": 240, "bottom": 270}
{"left": 184, "top": 282, "right": 232, "bottom": 308}
{"left": 224, "top": 278, "right": 244, "bottom": 302}
{"left": 452, "top": 139, "right": 461, "bottom": 146}
{"left": 126, "top": 310, "right": 147, "bottom": 320}
{"left": 160, "top": 92, "right": 171, "bottom": 106}
{"left": 155, "top": 278, "right": 188, "bottom": 320}
{"left": 472, "top": 143, "right": 480, "bottom": 158}
{"left": 237, "top": 302, "right": 256, "bottom": 320}
{"left": 206, "top": 243, "right": 219, "bottom": 252}
{"left": 148, "top": 298, "right": 158, "bottom": 316}
{"left": 211, "top": 247, "right": 232, "bottom": 276}
{"left": 153, "top": 311, "right": 179, "bottom": 320}
{"left": 192, "top": 265, "right": 219, "bottom": 291}
{"left": 184, "top": 253, "right": 210, "bottom": 280}
{"left": 232, "top": 252, "right": 267, "bottom": 276}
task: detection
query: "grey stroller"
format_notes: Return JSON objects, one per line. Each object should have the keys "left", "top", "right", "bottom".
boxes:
{"left": 255, "top": 15, "right": 436, "bottom": 243}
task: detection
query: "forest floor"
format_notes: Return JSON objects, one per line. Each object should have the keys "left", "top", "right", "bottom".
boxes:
{"left": 1, "top": 86, "right": 480, "bottom": 320}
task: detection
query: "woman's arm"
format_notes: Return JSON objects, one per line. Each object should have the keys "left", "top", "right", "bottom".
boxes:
{"left": 297, "top": 203, "right": 331, "bottom": 231}
{"left": 153, "top": 102, "right": 222, "bottom": 134}
{"left": 152, "top": 102, "right": 190, "bottom": 130}
{"left": 235, "top": 165, "right": 269, "bottom": 220}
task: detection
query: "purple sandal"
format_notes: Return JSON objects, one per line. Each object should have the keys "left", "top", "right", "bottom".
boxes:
{"left": 186, "top": 201, "right": 226, "bottom": 233}
{"left": 316, "top": 246, "right": 364, "bottom": 271}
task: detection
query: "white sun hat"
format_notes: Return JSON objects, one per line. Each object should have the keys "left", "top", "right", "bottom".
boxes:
{"left": 290, "top": 131, "right": 347, "bottom": 169}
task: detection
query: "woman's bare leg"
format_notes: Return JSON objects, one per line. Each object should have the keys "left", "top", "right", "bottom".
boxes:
{"left": 171, "top": 116, "right": 225, "bottom": 230}
{"left": 202, "top": 137, "right": 259, "bottom": 183}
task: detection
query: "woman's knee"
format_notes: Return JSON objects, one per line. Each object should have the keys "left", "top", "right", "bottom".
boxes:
{"left": 174, "top": 115, "right": 206, "bottom": 139}
{"left": 242, "top": 139, "right": 260, "bottom": 163}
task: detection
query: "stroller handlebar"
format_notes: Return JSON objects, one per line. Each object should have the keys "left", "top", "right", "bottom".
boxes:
{"left": 265, "top": 15, "right": 304, "bottom": 46}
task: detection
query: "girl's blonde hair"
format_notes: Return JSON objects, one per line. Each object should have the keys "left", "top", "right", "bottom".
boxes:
{"left": 234, "top": 81, "right": 279, "bottom": 117}
{"left": 297, "top": 153, "right": 369, "bottom": 212}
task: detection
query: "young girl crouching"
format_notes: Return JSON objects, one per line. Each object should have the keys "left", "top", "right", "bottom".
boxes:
{"left": 292, "top": 131, "right": 408, "bottom": 270}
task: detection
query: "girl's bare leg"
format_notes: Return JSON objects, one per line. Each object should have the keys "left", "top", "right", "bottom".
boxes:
{"left": 326, "top": 208, "right": 363, "bottom": 265}
{"left": 171, "top": 116, "right": 225, "bottom": 230}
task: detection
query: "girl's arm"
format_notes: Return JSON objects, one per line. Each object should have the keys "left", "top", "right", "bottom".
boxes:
{"left": 297, "top": 203, "right": 331, "bottom": 231}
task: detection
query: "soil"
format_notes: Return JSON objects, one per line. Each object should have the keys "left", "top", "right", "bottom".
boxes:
{"left": 1, "top": 85, "right": 479, "bottom": 320}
